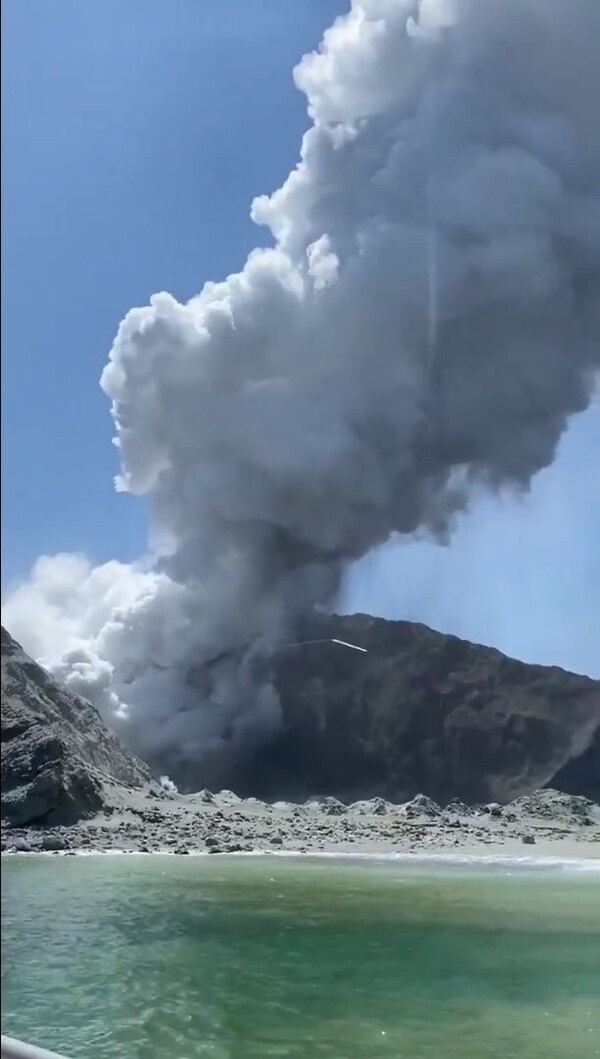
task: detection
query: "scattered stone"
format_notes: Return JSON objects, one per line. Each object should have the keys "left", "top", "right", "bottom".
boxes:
{"left": 217, "top": 790, "right": 241, "bottom": 804}
{"left": 321, "top": 797, "right": 347, "bottom": 816}
{"left": 40, "top": 833, "right": 67, "bottom": 852}
{"left": 508, "top": 789, "right": 599, "bottom": 823}
{"left": 403, "top": 794, "right": 442, "bottom": 818}
{"left": 7, "top": 837, "right": 35, "bottom": 853}
{"left": 351, "top": 797, "right": 390, "bottom": 815}
{"left": 522, "top": 834, "right": 536, "bottom": 845}
{"left": 445, "top": 800, "right": 475, "bottom": 816}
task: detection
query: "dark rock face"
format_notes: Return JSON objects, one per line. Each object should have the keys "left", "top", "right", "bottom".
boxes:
{"left": 229, "top": 614, "right": 600, "bottom": 805}
{"left": 3, "top": 616, "right": 599, "bottom": 819}
{"left": 1, "top": 627, "right": 151, "bottom": 828}
{"left": 550, "top": 727, "right": 600, "bottom": 800}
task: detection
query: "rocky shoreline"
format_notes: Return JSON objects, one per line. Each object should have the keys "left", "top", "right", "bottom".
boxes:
{"left": 3, "top": 626, "right": 599, "bottom": 863}
{"left": 3, "top": 787, "right": 599, "bottom": 860}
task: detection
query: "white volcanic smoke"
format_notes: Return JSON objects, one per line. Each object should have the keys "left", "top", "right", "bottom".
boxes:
{"left": 4, "top": 0, "right": 600, "bottom": 783}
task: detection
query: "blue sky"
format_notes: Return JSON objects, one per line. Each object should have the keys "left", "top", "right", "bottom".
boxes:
{"left": 2, "top": 0, "right": 599, "bottom": 677}
{"left": 340, "top": 405, "right": 600, "bottom": 677}
{"left": 2, "top": 0, "right": 343, "bottom": 583}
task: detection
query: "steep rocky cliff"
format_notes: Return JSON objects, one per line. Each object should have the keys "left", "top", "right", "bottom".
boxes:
{"left": 3, "top": 617, "right": 599, "bottom": 821}
{"left": 1, "top": 627, "right": 152, "bottom": 827}
{"left": 228, "top": 614, "right": 600, "bottom": 804}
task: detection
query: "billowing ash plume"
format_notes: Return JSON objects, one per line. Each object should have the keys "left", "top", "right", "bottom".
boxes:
{"left": 4, "top": 0, "right": 600, "bottom": 784}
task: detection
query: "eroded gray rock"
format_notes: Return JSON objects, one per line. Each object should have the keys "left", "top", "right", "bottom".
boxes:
{"left": 403, "top": 794, "right": 442, "bottom": 818}
{"left": 1, "top": 627, "right": 151, "bottom": 828}
{"left": 351, "top": 797, "right": 391, "bottom": 815}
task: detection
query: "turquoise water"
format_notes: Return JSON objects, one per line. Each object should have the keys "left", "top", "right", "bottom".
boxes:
{"left": 2, "top": 855, "right": 599, "bottom": 1059}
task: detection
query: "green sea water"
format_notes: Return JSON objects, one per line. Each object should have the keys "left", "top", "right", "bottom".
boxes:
{"left": 2, "top": 855, "right": 599, "bottom": 1059}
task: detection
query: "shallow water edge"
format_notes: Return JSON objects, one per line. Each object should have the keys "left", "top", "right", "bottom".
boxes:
{"left": 3, "top": 848, "right": 600, "bottom": 873}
